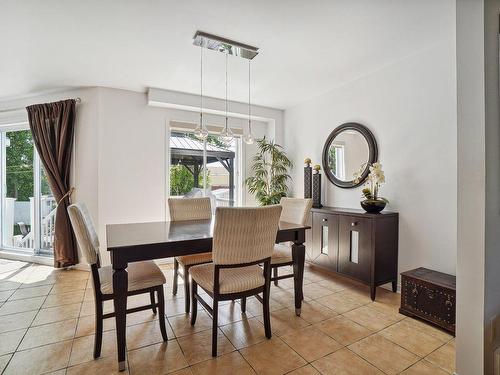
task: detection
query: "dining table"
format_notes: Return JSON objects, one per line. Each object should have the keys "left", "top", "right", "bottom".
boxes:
{"left": 106, "top": 218, "right": 310, "bottom": 371}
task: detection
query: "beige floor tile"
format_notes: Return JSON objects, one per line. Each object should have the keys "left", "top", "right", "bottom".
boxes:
{"left": 4, "top": 340, "right": 72, "bottom": 375}
{"left": 220, "top": 317, "right": 266, "bottom": 349}
{"left": 256, "top": 308, "right": 309, "bottom": 336}
{"left": 169, "top": 310, "right": 212, "bottom": 337}
{"left": 379, "top": 319, "right": 445, "bottom": 357}
{"left": 8, "top": 285, "right": 52, "bottom": 301}
{"left": 45, "top": 370, "right": 67, "bottom": 375}
{"left": 316, "top": 277, "right": 353, "bottom": 292}
{"left": 0, "top": 310, "right": 36, "bottom": 333}
{"left": 190, "top": 351, "right": 256, "bottom": 375}
{"left": 166, "top": 298, "right": 189, "bottom": 317}
{"left": 75, "top": 314, "right": 115, "bottom": 337}
{"left": 289, "top": 300, "right": 337, "bottom": 324}
{"left": 0, "top": 296, "right": 45, "bottom": 316}
{"left": 69, "top": 330, "right": 117, "bottom": 366}
{"left": 240, "top": 337, "right": 307, "bottom": 375}
{"left": 316, "top": 292, "right": 368, "bottom": 314}
{"left": 0, "top": 354, "right": 11, "bottom": 373}
{"left": 170, "top": 367, "right": 194, "bottom": 375}
{"left": 402, "top": 318, "right": 453, "bottom": 343}
{"left": 286, "top": 365, "right": 321, "bottom": 375}
{"left": 33, "top": 302, "right": 82, "bottom": 326}
{"left": 281, "top": 326, "right": 342, "bottom": 362}
{"left": 19, "top": 319, "right": 77, "bottom": 350}
{"left": 349, "top": 334, "right": 420, "bottom": 375}
{"left": 177, "top": 328, "right": 235, "bottom": 365}
{"left": 126, "top": 320, "right": 173, "bottom": 350}
{"left": 311, "top": 347, "right": 384, "bottom": 375}
{"left": 43, "top": 290, "right": 85, "bottom": 308}
{"left": 314, "top": 315, "right": 373, "bottom": 345}
{"left": 50, "top": 279, "right": 88, "bottom": 294}
{"left": 271, "top": 289, "right": 307, "bottom": 306}
{"left": 128, "top": 340, "right": 188, "bottom": 374}
{"left": 343, "top": 305, "right": 403, "bottom": 331}
{"left": 401, "top": 359, "right": 450, "bottom": 375}
{"left": 302, "top": 283, "right": 336, "bottom": 300}
{"left": 0, "top": 290, "right": 14, "bottom": 302}
{"left": 425, "top": 340, "right": 455, "bottom": 374}
{"left": 239, "top": 296, "right": 285, "bottom": 316}
{"left": 0, "top": 281, "right": 22, "bottom": 292}
{"left": 0, "top": 329, "right": 26, "bottom": 356}
{"left": 216, "top": 301, "right": 252, "bottom": 325}
{"left": 67, "top": 355, "right": 129, "bottom": 374}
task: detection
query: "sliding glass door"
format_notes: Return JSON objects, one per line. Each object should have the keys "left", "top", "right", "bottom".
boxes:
{"left": 0, "top": 126, "right": 54, "bottom": 256}
{"left": 168, "top": 130, "right": 241, "bottom": 207}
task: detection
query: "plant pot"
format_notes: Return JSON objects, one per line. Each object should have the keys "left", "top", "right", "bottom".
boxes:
{"left": 360, "top": 199, "right": 386, "bottom": 213}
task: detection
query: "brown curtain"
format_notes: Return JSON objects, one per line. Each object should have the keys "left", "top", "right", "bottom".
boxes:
{"left": 26, "top": 99, "right": 77, "bottom": 268}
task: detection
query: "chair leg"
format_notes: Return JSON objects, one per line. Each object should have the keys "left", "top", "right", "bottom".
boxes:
{"left": 150, "top": 291, "right": 157, "bottom": 314}
{"left": 157, "top": 287, "right": 168, "bottom": 341}
{"left": 212, "top": 298, "right": 219, "bottom": 357}
{"left": 241, "top": 297, "right": 247, "bottom": 313}
{"left": 190, "top": 280, "right": 198, "bottom": 326}
{"left": 93, "top": 299, "right": 103, "bottom": 359}
{"left": 273, "top": 267, "right": 278, "bottom": 286}
{"left": 184, "top": 266, "right": 191, "bottom": 313}
{"left": 173, "top": 258, "right": 179, "bottom": 295}
{"left": 263, "top": 287, "right": 272, "bottom": 339}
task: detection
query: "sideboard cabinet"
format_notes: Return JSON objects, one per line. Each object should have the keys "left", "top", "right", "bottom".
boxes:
{"left": 308, "top": 207, "right": 399, "bottom": 300}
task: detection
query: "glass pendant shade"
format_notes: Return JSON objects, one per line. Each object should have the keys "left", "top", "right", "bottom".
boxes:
{"left": 220, "top": 117, "right": 234, "bottom": 145}
{"left": 194, "top": 114, "right": 208, "bottom": 140}
{"left": 243, "top": 122, "right": 254, "bottom": 145}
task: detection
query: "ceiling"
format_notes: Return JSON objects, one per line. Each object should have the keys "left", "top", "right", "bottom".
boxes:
{"left": 0, "top": 0, "right": 453, "bottom": 109}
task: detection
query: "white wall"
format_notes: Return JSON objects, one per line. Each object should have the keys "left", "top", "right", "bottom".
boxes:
{"left": 283, "top": 10, "right": 457, "bottom": 282}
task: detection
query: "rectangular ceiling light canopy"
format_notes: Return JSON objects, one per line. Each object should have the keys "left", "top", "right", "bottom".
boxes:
{"left": 193, "top": 31, "right": 259, "bottom": 60}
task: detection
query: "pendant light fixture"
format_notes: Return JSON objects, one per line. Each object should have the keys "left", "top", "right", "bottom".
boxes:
{"left": 243, "top": 59, "right": 255, "bottom": 145}
{"left": 220, "top": 53, "right": 234, "bottom": 145}
{"left": 194, "top": 43, "right": 208, "bottom": 140}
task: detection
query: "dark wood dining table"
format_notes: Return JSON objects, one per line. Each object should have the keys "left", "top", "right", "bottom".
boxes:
{"left": 106, "top": 218, "right": 310, "bottom": 371}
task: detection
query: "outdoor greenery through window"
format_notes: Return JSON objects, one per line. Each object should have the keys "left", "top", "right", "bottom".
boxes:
{"left": 169, "top": 130, "right": 239, "bottom": 207}
{"left": 1, "top": 128, "right": 55, "bottom": 255}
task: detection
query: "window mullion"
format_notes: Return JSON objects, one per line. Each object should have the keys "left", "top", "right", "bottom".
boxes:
{"left": 33, "top": 147, "right": 41, "bottom": 254}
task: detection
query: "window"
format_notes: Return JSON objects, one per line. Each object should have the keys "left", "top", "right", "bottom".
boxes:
{"left": 168, "top": 130, "right": 241, "bottom": 207}
{"left": 0, "top": 126, "right": 55, "bottom": 256}
{"left": 328, "top": 143, "right": 345, "bottom": 180}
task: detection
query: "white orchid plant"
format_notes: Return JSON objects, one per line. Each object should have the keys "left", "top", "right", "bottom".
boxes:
{"left": 353, "top": 162, "right": 389, "bottom": 203}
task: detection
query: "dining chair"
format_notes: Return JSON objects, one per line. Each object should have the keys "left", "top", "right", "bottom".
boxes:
{"left": 271, "top": 197, "right": 312, "bottom": 289}
{"left": 67, "top": 202, "right": 168, "bottom": 359}
{"left": 189, "top": 205, "right": 282, "bottom": 357}
{"left": 168, "top": 197, "right": 212, "bottom": 313}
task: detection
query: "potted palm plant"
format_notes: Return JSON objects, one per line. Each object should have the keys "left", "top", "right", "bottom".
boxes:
{"left": 245, "top": 137, "right": 293, "bottom": 205}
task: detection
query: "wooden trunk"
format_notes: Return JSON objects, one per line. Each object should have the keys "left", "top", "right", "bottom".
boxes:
{"left": 399, "top": 267, "right": 456, "bottom": 335}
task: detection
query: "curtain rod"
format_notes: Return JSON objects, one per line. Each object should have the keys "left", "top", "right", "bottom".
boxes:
{"left": 0, "top": 97, "right": 81, "bottom": 114}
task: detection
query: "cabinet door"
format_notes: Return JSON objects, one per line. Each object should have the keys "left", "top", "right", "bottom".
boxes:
{"left": 311, "top": 213, "right": 338, "bottom": 270}
{"left": 338, "top": 216, "right": 372, "bottom": 282}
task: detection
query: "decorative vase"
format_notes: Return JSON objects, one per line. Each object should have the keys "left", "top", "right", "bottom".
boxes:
{"left": 304, "top": 158, "right": 312, "bottom": 199}
{"left": 360, "top": 199, "right": 386, "bottom": 213}
{"left": 312, "top": 165, "right": 323, "bottom": 208}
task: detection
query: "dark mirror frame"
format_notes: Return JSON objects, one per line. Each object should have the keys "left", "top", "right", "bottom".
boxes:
{"left": 322, "top": 122, "right": 378, "bottom": 188}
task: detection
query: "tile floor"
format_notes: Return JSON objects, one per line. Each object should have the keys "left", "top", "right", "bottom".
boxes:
{"left": 0, "top": 259, "right": 456, "bottom": 375}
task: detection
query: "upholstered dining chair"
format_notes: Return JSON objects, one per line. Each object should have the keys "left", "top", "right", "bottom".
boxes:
{"left": 190, "top": 205, "right": 282, "bottom": 357}
{"left": 168, "top": 197, "right": 212, "bottom": 313}
{"left": 67, "top": 203, "right": 168, "bottom": 359}
{"left": 271, "top": 197, "right": 313, "bottom": 288}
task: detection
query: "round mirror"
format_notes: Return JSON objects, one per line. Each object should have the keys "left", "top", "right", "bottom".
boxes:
{"left": 322, "top": 123, "right": 378, "bottom": 188}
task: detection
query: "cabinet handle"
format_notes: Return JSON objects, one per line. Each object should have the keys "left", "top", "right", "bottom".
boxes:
{"left": 445, "top": 300, "right": 453, "bottom": 308}
{"left": 427, "top": 291, "right": 435, "bottom": 300}
{"left": 322, "top": 218, "right": 328, "bottom": 222}
{"left": 351, "top": 222, "right": 357, "bottom": 227}
{"left": 412, "top": 288, "right": 418, "bottom": 296}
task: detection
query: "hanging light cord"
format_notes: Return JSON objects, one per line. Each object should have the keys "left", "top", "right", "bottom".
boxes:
{"left": 248, "top": 60, "right": 252, "bottom": 132}
{"left": 225, "top": 53, "right": 228, "bottom": 127}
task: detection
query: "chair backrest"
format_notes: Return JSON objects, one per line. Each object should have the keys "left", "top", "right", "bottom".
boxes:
{"left": 67, "top": 202, "right": 100, "bottom": 266}
{"left": 212, "top": 205, "right": 282, "bottom": 265}
{"left": 279, "top": 197, "right": 313, "bottom": 225}
{"left": 168, "top": 197, "right": 212, "bottom": 221}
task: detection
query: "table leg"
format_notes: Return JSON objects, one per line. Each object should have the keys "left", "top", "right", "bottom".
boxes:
{"left": 292, "top": 240, "right": 305, "bottom": 316}
{"left": 113, "top": 265, "right": 128, "bottom": 371}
